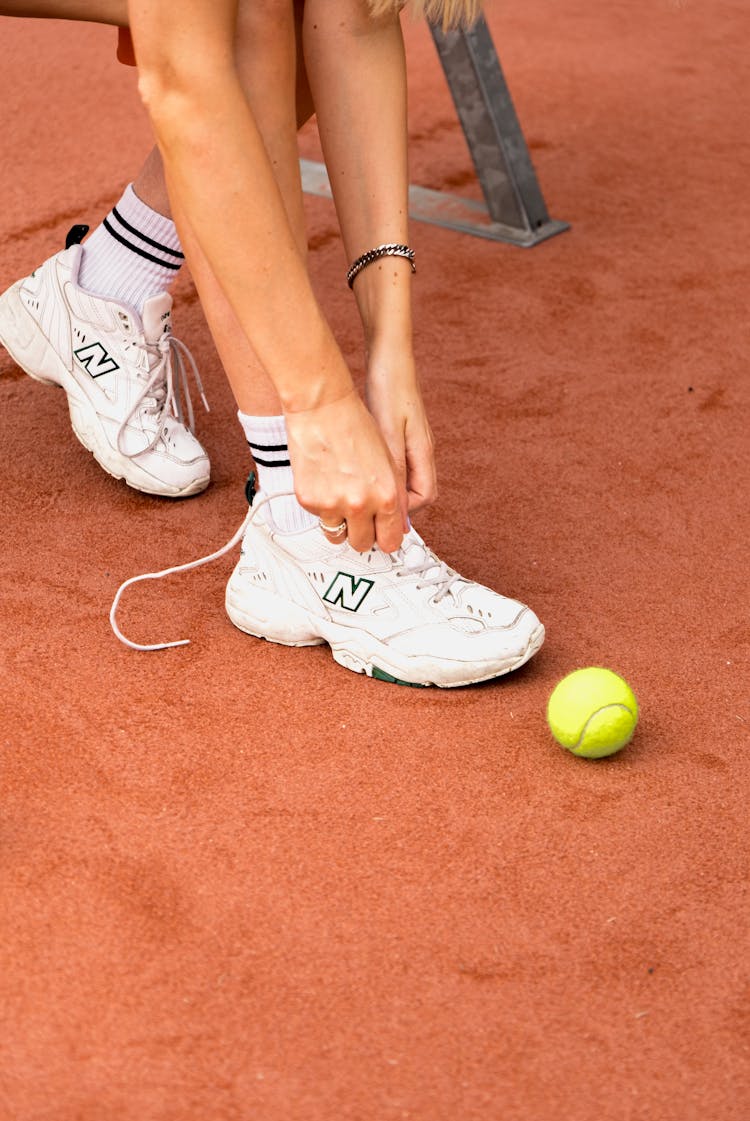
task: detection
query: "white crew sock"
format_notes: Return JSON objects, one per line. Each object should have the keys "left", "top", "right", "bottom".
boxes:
{"left": 78, "top": 183, "right": 184, "bottom": 313}
{"left": 237, "top": 412, "right": 317, "bottom": 533}
{"left": 238, "top": 414, "right": 318, "bottom": 531}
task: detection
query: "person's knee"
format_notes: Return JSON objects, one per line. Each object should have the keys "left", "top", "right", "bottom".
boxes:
{"left": 136, "top": 43, "right": 235, "bottom": 128}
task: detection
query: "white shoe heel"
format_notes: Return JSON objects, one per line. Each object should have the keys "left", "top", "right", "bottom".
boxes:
{"left": 0, "top": 283, "right": 61, "bottom": 386}
{"left": 225, "top": 573, "right": 324, "bottom": 647}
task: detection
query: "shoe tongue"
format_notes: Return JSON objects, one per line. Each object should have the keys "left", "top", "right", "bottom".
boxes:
{"left": 399, "top": 528, "right": 440, "bottom": 577}
{"left": 141, "top": 292, "right": 173, "bottom": 344}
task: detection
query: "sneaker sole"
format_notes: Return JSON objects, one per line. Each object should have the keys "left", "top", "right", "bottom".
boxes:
{"left": 225, "top": 575, "right": 545, "bottom": 688}
{"left": 0, "top": 282, "right": 210, "bottom": 499}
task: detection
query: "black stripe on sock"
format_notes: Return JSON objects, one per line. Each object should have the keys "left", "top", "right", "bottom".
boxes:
{"left": 251, "top": 455, "right": 291, "bottom": 468}
{"left": 247, "top": 441, "right": 288, "bottom": 453}
{"left": 103, "top": 218, "right": 182, "bottom": 270}
{"left": 111, "top": 206, "right": 185, "bottom": 259}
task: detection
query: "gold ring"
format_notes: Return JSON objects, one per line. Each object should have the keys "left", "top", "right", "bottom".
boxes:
{"left": 319, "top": 518, "right": 347, "bottom": 536}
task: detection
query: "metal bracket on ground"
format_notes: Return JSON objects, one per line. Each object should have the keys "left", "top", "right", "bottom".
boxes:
{"left": 429, "top": 17, "right": 568, "bottom": 246}
{"left": 301, "top": 17, "right": 568, "bottom": 249}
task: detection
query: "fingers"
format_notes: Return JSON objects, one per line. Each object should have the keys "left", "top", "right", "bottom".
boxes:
{"left": 389, "top": 454, "right": 411, "bottom": 533}
{"left": 368, "top": 386, "right": 437, "bottom": 517}
{"left": 373, "top": 501, "right": 407, "bottom": 554}
{"left": 318, "top": 514, "right": 348, "bottom": 544}
{"left": 345, "top": 498, "right": 404, "bottom": 553}
{"left": 406, "top": 477, "right": 438, "bottom": 514}
{"left": 404, "top": 425, "right": 437, "bottom": 514}
{"left": 308, "top": 431, "right": 429, "bottom": 549}
{"left": 314, "top": 490, "right": 405, "bottom": 554}
{"left": 381, "top": 436, "right": 435, "bottom": 513}
{"left": 287, "top": 391, "right": 407, "bottom": 554}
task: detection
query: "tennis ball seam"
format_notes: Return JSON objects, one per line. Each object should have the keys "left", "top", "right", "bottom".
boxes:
{"left": 572, "top": 702, "right": 637, "bottom": 751}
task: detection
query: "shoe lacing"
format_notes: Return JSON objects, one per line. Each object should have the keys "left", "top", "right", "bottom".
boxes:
{"left": 109, "top": 499, "right": 454, "bottom": 652}
{"left": 116, "top": 332, "right": 209, "bottom": 459}
{"left": 395, "top": 541, "right": 463, "bottom": 604}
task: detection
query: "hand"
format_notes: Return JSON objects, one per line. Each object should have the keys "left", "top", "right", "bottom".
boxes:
{"left": 365, "top": 347, "right": 438, "bottom": 515}
{"left": 285, "top": 389, "right": 407, "bottom": 553}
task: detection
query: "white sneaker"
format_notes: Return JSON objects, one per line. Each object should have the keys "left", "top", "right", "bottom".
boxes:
{"left": 225, "top": 495, "right": 544, "bottom": 687}
{"left": 0, "top": 239, "right": 210, "bottom": 497}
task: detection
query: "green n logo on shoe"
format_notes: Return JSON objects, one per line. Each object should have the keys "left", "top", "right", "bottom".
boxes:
{"left": 322, "top": 572, "right": 375, "bottom": 612}
{"left": 74, "top": 341, "right": 120, "bottom": 379}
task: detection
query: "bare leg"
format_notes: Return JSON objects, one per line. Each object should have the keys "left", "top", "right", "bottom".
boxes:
{"left": 165, "top": 0, "right": 311, "bottom": 416}
{"left": 132, "top": 12, "right": 314, "bottom": 210}
{"left": 132, "top": 1, "right": 428, "bottom": 518}
{"left": 10, "top": 0, "right": 317, "bottom": 417}
{"left": 131, "top": 145, "right": 172, "bottom": 217}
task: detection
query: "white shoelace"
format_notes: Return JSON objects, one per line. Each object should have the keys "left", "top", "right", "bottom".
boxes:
{"left": 110, "top": 497, "right": 461, "bottom": 652}
{"left": 116, "top": 332, "right": 210, "bottom": 459}
{"left": 110, "top": 492, "right": 278, "bottom": 652}
{"left": 397, "top": 539, "right": 463, "bottom": 604}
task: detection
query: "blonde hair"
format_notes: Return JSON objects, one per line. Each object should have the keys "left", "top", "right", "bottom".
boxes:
{"left": 368, "top": 1, "right": 482, "bottom": 30}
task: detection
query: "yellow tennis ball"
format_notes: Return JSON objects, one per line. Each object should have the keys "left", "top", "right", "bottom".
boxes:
{"left": 547, "top": 667, "right": 638, "bottom": 758}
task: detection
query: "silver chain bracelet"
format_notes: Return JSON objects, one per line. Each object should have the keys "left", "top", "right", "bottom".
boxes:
{"left": 346, "top": 243, "right": 416, "bottom": 289}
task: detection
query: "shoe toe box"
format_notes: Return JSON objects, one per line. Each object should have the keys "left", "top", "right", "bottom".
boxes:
{"left": 387, "top": 602, "right": 544, "bottom": 683}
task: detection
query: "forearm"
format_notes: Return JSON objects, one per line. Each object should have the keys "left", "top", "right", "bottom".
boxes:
{"left": 129, "top": 2, "right": 353, "bottom": 414}
{"left": 303, "top": 0, "right": 414, "bottom": 352}
{"left": 302, "top": 1, "right": 435, "bottom": 511}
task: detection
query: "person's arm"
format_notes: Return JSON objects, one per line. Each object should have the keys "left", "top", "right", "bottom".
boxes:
{"left": 302, "top": 0, "right": 437, "bottom": 513}
{"left": 127, "top": 0, "right": 405, "bottom": 552}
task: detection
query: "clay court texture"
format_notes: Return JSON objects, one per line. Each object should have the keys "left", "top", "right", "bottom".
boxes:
{"left": 1, "top": 3, "right": 749, "bottom": 1119}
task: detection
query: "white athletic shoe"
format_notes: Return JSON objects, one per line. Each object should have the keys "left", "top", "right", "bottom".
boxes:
{"left": 225, "top": 495, "right": 544, "bottom": 687}
{"left": 0, "top": 239, "right": 210, "bottom": 497}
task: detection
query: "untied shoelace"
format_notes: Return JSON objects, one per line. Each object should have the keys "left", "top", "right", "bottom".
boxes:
{"left": 110, "top": 492, "right": 274, "bottom": 652}
{"left": 110, "top": 493, "right": 464, "bottom": 652}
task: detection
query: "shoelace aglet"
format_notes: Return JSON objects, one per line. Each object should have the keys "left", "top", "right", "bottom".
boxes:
{"left": 200, "top": 391, "right": 210, "bottom": 413}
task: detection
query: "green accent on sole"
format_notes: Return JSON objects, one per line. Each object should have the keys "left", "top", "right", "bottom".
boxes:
{"left": 371, "top": 665, "right": 427, "bottom": 688}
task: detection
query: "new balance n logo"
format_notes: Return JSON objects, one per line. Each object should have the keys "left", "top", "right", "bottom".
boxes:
{"left": 74, "top": 342, "right": 120, "bottom": 379}
{"left": 322, "top": 572, "right": 375, "bottom": 612}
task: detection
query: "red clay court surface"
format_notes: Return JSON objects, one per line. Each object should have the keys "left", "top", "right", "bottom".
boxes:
{"left": 1, "top": 4, "right": 749, "bottom": 1119}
